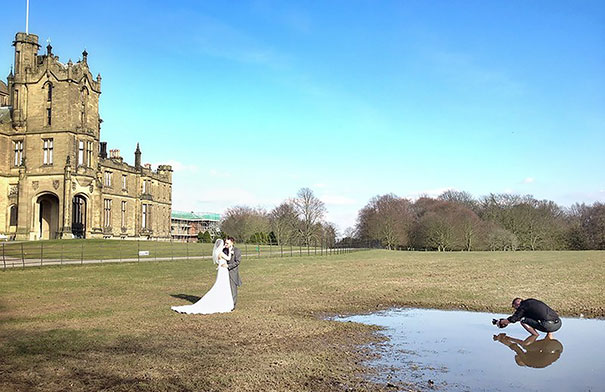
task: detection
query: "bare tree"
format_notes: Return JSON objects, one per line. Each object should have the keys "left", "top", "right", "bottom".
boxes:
{"left": 356, "top": 194, "right": 415, "bottom": 249}
{"left": 412, "top": 198, "right": 483, "bottom": 251}
{"left": 321, "top": 222, "right": 338, "bottom": 248}
{"left": 568, "top": 202, "right": 605, "bottom": 250}
{"left": 292, "top": 188, "right": 326, "bottom": 246}
{"left": 486, "top": 225, "right": 519, "bottom": 251}
{"left": 220, "top": 206, "right": 269, "bottom": 243}
{"left": 269, "top": 202, "right": 299, "bottom": 246}
{"left": 438, "top": 190, "right": 478, "bottom": 212}
{"left": 479, "top": 194, "right": 566, "bottom": 250}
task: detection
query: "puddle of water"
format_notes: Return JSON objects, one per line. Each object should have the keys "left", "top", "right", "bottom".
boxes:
{"left": 337, "top": 308, "right": 605, "bottom": 392}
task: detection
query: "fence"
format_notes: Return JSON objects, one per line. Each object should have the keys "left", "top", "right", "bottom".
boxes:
{"left": 1, "top": 239, "right": 367, "bottom": 270}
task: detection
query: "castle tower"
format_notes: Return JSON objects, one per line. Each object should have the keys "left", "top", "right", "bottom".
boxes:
{"left": 1, "top": 30, "right": 172, "bottom": 241}
{"left": 10, "top": 32, "right": 40, "bottom": 124}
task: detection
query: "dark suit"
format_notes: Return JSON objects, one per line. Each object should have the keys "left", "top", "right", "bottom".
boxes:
{"left": 227, "top": 246, "right": 242, "bottom": 306}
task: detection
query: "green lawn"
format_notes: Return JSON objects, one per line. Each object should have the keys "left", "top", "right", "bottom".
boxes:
{"left": 1, "top": 250, "right": 603, "bottom": 391}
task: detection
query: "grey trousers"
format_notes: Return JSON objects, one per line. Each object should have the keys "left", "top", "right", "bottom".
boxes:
{"left": 230, "top": 277, "right": 238, "bottom": 307}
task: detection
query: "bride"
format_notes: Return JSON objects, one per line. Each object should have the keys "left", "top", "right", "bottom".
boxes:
{"left": 171, "top": 239, "right": 234, "bottom": 314}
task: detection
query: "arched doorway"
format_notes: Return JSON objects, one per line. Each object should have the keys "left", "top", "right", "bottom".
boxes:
{"left": 72, "top": 195, "right": 87, "bottom": 238}
{"left": 37, "top": 193, "right": 60, "bottom": 240}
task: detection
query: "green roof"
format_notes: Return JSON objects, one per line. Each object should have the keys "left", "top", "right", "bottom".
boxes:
{"left": 171, "top": 211, "right": 221, "bottom": 221}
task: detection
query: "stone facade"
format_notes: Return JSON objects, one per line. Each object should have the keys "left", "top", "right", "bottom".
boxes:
{"left": 0, "top": 32, "right": 172, "bottom": 240}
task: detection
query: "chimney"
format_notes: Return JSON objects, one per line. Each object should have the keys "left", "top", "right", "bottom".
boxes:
{"left": 99, "top": 142, "right": 107, "bottom": 159}
{"left": 134, "top": 143, "right": 141, "bottom": 169}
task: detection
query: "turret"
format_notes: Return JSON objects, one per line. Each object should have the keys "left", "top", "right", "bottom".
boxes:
{"left": 12, "top": 32, "right": 40, "bottom": 76}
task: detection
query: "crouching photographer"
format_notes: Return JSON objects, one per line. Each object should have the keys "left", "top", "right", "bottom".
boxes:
{"left": 494, "top": 297, "right": 562, "bottom": 338}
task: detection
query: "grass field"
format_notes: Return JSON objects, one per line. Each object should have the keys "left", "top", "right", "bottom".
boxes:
{"left": 1, "top": 250, "right": 603, "bottom": 391}
{"left": 1, "top": 239, "right": 330, "bottom": 266}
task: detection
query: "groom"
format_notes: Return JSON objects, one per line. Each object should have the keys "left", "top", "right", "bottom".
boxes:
{"left": 225, "top": 237, "right": 242, "bottom": 308}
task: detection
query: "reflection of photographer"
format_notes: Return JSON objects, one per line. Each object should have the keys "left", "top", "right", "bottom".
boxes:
{"left": 493, "top": 333, "right": 564, "bottom": 368}
{"left": 494, "top": 298, "right": 562, "bottom": 338}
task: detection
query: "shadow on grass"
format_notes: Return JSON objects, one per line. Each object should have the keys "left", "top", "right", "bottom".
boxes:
{"left": 170, "top": 294, "right": 201, "bottom": 304}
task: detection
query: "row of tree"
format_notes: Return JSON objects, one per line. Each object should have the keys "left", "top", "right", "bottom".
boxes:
{"left": 199, "top": 187, "right": 603, "bottom": 251}
{"left": 212, "top": 188, "right": 337, "bottom": 247}
{"left": 354, "top": 191, "right": 605, "bottom": 251}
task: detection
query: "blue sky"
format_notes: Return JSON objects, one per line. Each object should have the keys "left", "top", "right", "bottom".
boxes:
{"left": 2, "top": 1, "right": 604, "bottom": 231}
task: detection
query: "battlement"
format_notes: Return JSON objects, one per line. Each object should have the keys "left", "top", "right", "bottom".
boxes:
{"left": 13, "top": 32, "right": 40, "bottom": 48}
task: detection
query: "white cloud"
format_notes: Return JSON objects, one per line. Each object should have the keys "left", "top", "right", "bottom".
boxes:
{"left": 522, "top": 177, "right": 535, "bottom": 184}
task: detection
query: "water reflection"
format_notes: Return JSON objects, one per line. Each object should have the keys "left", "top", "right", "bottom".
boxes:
{"left": 493, "top": 333, "right": 563, "bottom": 368}
{"left": 336, "top": 308, "right": 605, "bottom": 392}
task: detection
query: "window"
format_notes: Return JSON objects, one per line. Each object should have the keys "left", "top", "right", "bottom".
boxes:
{"left": 78, "top": 140, "right": 84, "bottom": 165}
{"left": 13, "top": 140, "right": 23, "bottom": 166}
{"left": 142, "top": 179, "right": 151, "bottom": 194}
{"left": 104, "top": 199, "right": 112, "bottom": 228}
{"left": 46, "top": 108, "right": 52, "bottom": 126}
{"left": 43, "top": 138, "right": 53, "bottom": 165}
{"left": 104, "top": 171, "right": 112, "bottom": 187}
{"left": 86, "top": 141, "right": 93, "bottom": 166}
{"left": 122, "top": 174, "right": 127, "bottom": 190}
{"left": 80, "top": 87, "right": 88, "bottom": 125}
{"left": 47, "top": 83, "right": 52, "bottom": 102}
{"left": 121, "top": 201, "right": 127, "bottom": 227}
{"left": 142, "top": 204, "right": 151, "bottom": 229}
{"left": 9, "top": 205, "right": 18, "bottom": 226}
{"left": 15, "top": 51, "right": 20, "bottom": 73}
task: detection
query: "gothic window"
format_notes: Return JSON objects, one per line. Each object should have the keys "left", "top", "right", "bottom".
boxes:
{"left": 78, "top": 140, "right": 84, "bottom": 166}
{"left": 104, "top": 171, "right": 112, "bottom": 187}
{"left": 43, "top": 138, "right": 53, "bottom": 165}
{"left": 47, "top": 108, "right": 52, "bottom": 126}
{"left": 121, "top": 201, "right": 127, "bottom": 227}
{"left": 104, "top": 199, "right": 112, "bottom": 228}
{"left": 86, "top": 141, "right": 93, "bottom": 166}
{"left": 142, "top": 179, "right": 151, "bottom": 194}
{"left": 9, "top": 205, "right": 18, "bottom": 226}
{"left": 13, "top": 140, "right": 23, "bottom": 166}
{"left": 142, "top": 204, "right": 150, "bottom": 229}
{"left": 47, "top": 82, "right": 53, "bottom": 102}
{"left": 122, "top": 174, "right": 127, "bottom": 190}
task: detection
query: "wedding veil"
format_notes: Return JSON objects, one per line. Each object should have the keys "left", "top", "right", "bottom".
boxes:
{"left": 212, "top": 239, "right": 224, "bottom": 264}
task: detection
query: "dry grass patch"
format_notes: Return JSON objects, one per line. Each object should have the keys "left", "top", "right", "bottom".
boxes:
{"left": 1, "top": 250, "right": 603, "bottom": 391}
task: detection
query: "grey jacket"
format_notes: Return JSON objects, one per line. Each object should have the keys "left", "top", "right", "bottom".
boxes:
{"left": 227, "top": 246, "right": 242, "bottom": 286}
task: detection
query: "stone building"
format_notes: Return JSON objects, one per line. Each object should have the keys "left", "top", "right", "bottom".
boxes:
{"left": 0, "top": 32, "right": 172, "bottom": 240}
{"left": 171, "top": 211, "right": 221, "bottom": 242}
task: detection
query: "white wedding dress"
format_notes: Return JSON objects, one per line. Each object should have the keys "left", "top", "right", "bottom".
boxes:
{"left": 171, "top": 240, "right": 234, "bottom": 315}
